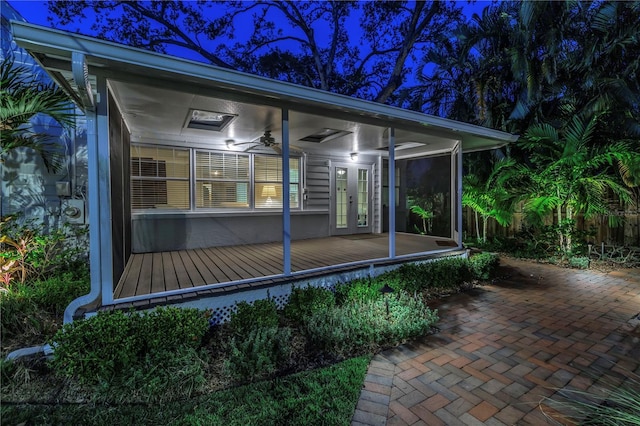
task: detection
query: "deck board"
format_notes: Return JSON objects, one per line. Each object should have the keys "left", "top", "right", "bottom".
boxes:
{"left": 114, "top": 234, "right": 456, "bottom": 299}
{"left": 171, "top": 251, "right": 193, "bottom": 288}
{"left": 150, "top": 252, "right": 165, "bottom": 294}
{"left": 162, "top": 251, "right": 179, "bottom": 292}
{"left": 185, "top": 249, "right": 218, "bottom": 285}
{"left": 178, "top": 251, "right": 205, "bottom": 286}
{"left": 118, "top": 252, "right": 144, "bottom": 298}
{"left": 202, "top": 247, "right": 246, "bottom": 281}
{"left": 192, "top": 248, "right": 229, "bottom": 283}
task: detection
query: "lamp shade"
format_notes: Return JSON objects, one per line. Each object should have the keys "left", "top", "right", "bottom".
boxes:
{"left": 261, "top": 185, "right": 277, "bottom": 197}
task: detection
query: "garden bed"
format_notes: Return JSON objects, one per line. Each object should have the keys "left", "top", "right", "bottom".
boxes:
{"left": 1, "top": 253, "right": 500, "bottom": 424}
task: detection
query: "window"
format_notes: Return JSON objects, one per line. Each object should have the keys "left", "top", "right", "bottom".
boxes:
{"left": 196, "top": 151, "right": 249, "bottom": 208}
{"left": 131, "top": 146, "right": 190, "bottom": 210}
{"left": 254, "top": 155, "right": 300, "bottom": 209}
{"left": 131, "top": 145, "right": 301, "bottom": 212}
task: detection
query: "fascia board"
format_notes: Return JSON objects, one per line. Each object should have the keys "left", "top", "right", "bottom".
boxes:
{"left": 11, "top": 21, "right": 519, "bottom": 148}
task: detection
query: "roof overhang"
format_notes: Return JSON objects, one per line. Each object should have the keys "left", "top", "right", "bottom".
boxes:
{"left": 11, "top": 21, "right": 518, "bottom": 154}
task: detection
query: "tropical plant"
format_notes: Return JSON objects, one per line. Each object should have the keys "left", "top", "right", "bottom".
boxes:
{"left": 462, "top": 158, "right": 521, "bottom": 243}
{"left": 0, "top": 57, "right": 75, "bottom": 172}
{"left": 520, "top": 113, "right": 637, "bottom": 254}
{"left": 541, "top": 368, "right": 640, "bottom": 426}
{"left": 409, "top": 204, "right": 433, "bottom": 235}
{"left": 0, "top": 215, "right": 88, "bottom": 284}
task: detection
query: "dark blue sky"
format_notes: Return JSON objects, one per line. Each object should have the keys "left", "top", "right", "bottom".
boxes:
{"left": 9, "top": 1, "right": 492, "bottom": 45}
{"left": 10, "top": 1, "right": 491, "bottom": 24}
{"left": 8, "top": 0, "right": 493, "bottom": 91}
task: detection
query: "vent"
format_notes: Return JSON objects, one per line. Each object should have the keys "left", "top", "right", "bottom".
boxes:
{"left": 186, "top": 109, "right": 236, "bottom": 132}
{"left": 299, "top": 128, "right": 351, "bottom": 143}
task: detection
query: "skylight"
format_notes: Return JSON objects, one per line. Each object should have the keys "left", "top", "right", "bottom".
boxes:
{"left": 299, "top": 128, "right": 351, "bottom": 143}
{"left": 186, "top": 109, "right": 236, "bottom": 132}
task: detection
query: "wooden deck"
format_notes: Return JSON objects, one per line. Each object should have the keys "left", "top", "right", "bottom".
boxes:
{"left": 113, "top": 233, "right": 458, "bottom": 299}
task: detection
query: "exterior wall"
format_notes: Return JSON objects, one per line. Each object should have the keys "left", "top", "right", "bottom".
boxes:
{"left": 132, "top": 212, "right": 330, "bottom": 252}
{"left": 304, "top": 156, "right": 330, "bottom": 210}
{"left": 0, "top": 2, "right": 88, "bottom": 231}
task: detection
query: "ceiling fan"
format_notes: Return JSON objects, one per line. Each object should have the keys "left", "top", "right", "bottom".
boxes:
{"left": 228, "top": 130, "right": 304, "bottom": 154}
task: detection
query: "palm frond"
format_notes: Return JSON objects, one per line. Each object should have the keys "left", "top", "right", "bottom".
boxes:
{"left": 524, "top": 195, "right": 561, "bottom": 219}
{"left": 0, "top": 57, "right": 75, "bottom": 173}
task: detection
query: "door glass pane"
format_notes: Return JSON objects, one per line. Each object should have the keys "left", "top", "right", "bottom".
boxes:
{"left": 336, "top": 167, "right": 348, "bottom": 228}
{"left": 357, "top": 168, "right": 368, "bottom": 227}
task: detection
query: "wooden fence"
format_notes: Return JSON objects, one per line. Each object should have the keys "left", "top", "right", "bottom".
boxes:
{"left": 462, "top": 204, "right": 640, "bottom": 247}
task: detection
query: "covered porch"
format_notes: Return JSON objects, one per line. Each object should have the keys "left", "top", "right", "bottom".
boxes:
{"left": 114, "top": 233, "right": 459, "bottom": 300}
{"left": 11, "top": 22, "right": 517, "bottom": 320}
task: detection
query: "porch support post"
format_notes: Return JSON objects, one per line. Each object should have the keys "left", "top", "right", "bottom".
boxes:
{"left": 97, "top": 77, "right": 114, "bottom": 304}
{"left": 456, "top": 141, "right": 463, "bottom": 245}
{"left": 388, "top": 127, "right": 396, "bottom": 258}
{"left": 282, "top": 108, "right": 291, "bottom": 275}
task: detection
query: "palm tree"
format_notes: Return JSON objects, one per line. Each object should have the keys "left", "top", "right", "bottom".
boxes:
{"left": 414, "top": 2, "right": 520, "bottom": 133}
{"left": 521, "top": 113, "right": 638, "bottom": 254}
{"left": 0, "top": 57, "right": 75, "bottom": 172}
{"left": 462, "top": 158, "right": 521, "bottom": 243}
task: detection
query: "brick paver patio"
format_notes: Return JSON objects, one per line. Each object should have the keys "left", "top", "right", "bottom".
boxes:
{"left": 352, "top": 257, "right": 640, "bottom": 425}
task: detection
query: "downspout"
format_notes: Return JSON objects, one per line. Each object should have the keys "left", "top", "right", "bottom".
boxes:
{"left": 64, "top": 53, "right": 100, "bottom": 324}
{"left": 6, "top": 53, "right": 99, "bottom": 361}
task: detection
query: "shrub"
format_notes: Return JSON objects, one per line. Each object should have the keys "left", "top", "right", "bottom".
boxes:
{"left": 224, "top": 326, "right": 292, "bottom": 382}
{"left": 0, "top": 290, "right": 39, "bottom": 340}
{"left": 283, "top": 285, "right": 335, "bottom": 324}
{"left": 28, "top": 270, "right": 90, "bottom": 314}
{"left": 50, "top": 307, "right": 209, "bottom": 387}
{"left": 394, "top": 258, "right": 473, "bottom": 294}
{"left": 229, "top": 299, "right": 279, "bottom": 335}
{"left": 334, "top": 277, "right": 384, "bottom": 305}
{"left": 469, "top": 252, "right": 500, "bottom": 280}
{"left": 136, "top": 306, "right": 210, "bottom": 352}
{"left": 51, "top": 310, "right": 139, "bottom": 384}
{"left": 103, "top": 346, "right": 208, "bottom": 403}
{"left": 305, "top": 294, "right": 438, "bottom": 358}
{"left": 1, "top": 215, "right": 88, "bottom": 285}
{"left": 0, "top": 269, "right": 90, "bottom": 342}
{"left": 568, "top": 256, "right": 590, "bottom": 270}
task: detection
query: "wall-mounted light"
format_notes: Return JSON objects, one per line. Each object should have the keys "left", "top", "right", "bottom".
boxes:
{"left": 350, "top": 152, "right": 358, "bottom": 161}
{"left": 226, "top": 139, "right": 235, "bottom": 149}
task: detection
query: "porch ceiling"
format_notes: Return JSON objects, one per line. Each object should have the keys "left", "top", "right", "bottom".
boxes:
{"left": 12, "top": 21, "right": 519, "bottom": 156}
{"left": 109, "top": 81, "right": 459, "bottom": 156}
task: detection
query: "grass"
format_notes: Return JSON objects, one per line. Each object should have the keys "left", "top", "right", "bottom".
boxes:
{"left": 1, "top": 355, "right": 370, "bottom": 426}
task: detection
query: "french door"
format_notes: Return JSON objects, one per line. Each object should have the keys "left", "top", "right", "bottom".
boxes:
{"left": 332, "top": 163, "right": 372, "bottom": 235}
